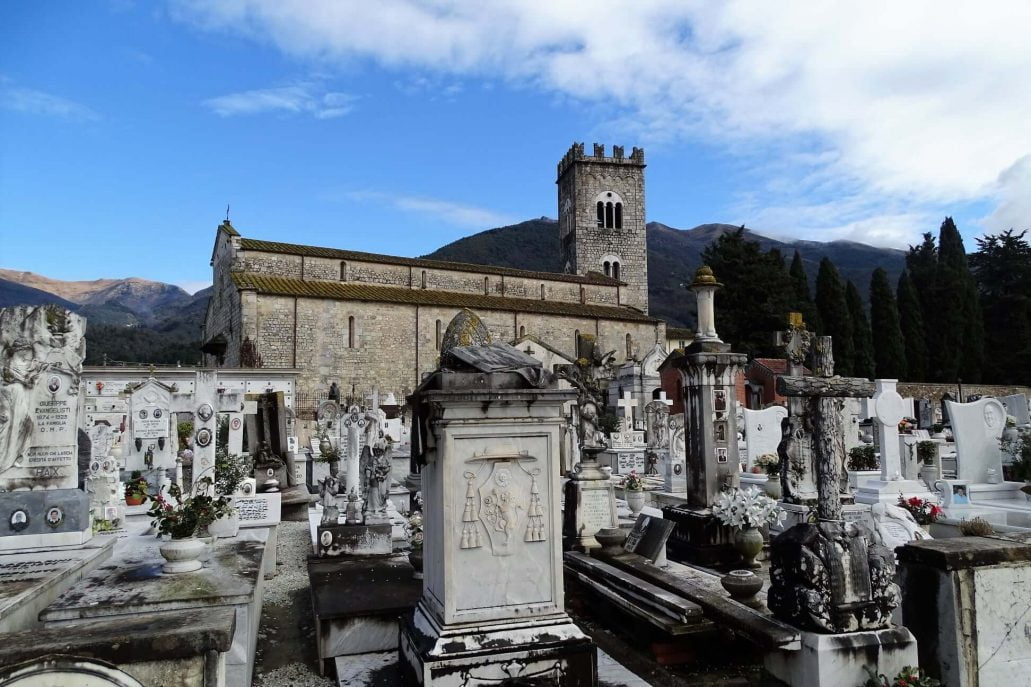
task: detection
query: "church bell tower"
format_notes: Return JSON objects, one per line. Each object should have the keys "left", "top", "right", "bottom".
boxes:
{"left": 557, "top": 142, "right": 649, "bottom": 314}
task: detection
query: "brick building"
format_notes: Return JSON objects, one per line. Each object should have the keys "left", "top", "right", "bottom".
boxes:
{"left": 202, "top": 144, "right": 666, "bottom": 400}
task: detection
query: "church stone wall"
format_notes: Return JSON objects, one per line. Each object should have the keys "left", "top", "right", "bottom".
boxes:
{"left": 238, "top": 251, "right": 303, "bottom": 278}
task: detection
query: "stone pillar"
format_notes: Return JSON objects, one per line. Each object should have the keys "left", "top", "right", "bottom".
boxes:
{"left": 401, "top": 357, "right": 595, "bottom": 684}
{"left": 689, "top": 266, "right": 721, "bottom": 343}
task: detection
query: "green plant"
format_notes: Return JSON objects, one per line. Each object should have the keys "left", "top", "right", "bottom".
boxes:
{"left": 147, "top": 479, "right": 232, "bottom": 539}
{"left": 177, "top": 421, "right": 194, "bottom": 446}
{"left": 405, "top": 511, "right": 424, "bottom": 550}
{"left": 848, "top": 445, "right": 879, "bottom": 471}
{"left": 1002, "top": 431, "right": 1031, "bottom": 481}
{"left": 860, "top": 665, "right": 941, "bottom": 687}
{"left": 959, "top": 517, "right": 995, "bottom": 537}
{"left": 917, "top": 441, "right": 938, "bottom": 465}
{"left": 598, "top": 412, "right": 620, "bottom": 435}
{"left": 932, "top": 423, "right": 944, "bottom": 434}
{"left": 215, "top": 449, "right": 249, "bottom": 495}
{"left": 125, "top": 472, "right": 149, "bottom": 500}
{"left": 712, "top": 486, "right": 784, "bottom": 530}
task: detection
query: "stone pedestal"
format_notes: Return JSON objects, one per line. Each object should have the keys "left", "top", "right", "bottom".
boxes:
{"left": 402, "top": 366, "right": 595, "bottom": 686}
{"left": 661, "top": 505, "right": 740, "bottom": 568}
{"left": 764, "top": 627, "right": 918, "bottom": 687}
{"left": 854, "top": 478, "right": 936, "bottom": 505}
{"left": 563, "top": 450, "right": 618, "bottom": 552}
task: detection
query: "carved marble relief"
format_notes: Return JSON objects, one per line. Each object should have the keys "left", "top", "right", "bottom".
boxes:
{"left": 462, "top": 451, "right": 547, "bottom": 556}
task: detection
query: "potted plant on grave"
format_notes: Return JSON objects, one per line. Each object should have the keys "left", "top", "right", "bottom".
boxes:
{"left": 124, "top": 471, "right": 149, "bottom": 506}
{"left": 897, "top": 417, "right": 916, "bottom": 434}
{"left": 917, "top": 440, "right": 939, "bottom": 488}
{"left": 208, "top": 449, "right": 249, "bottom": 538}
{"left": 896, "top": 495, "right": 943, "bottom": 533}
{"left": 712, "top": 486, "right": 784, "bottom": 569}
{"left": 860, "top": 664, "right": 941, "bottom": 687}
{"left": 623, "top": 469, "right": 646, "bottom": 516}
{"left": 315, "top": 431, "right": 341, "bottom": 477}
{"left": 750, "top": 453, "right": 782, "bottom": 499}
{"left": 148, "top": 479, "right": 232, "bottom": 574}
{"left": 931, "top": 422, "right": 946, "bottom": 439}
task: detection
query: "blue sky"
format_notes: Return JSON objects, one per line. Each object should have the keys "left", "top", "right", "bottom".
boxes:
{"left": 2, "top": 2, "right": 1029, "bottom": 294}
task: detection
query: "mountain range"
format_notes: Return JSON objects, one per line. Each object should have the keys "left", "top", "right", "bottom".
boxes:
{"left": 0, "top": 220, "right": 906, "bottom": 362}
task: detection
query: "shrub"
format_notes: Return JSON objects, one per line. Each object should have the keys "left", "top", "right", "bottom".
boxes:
{"left": 959, "top": 517, "right": 995, "bottom": 537}
{"left": 848, "top": 445, "right": 879, "bottom": 471}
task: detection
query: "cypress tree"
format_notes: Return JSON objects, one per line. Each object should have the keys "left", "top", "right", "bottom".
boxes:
{"left": 815, "top": 258, "right": 854, "bottom": 375}
{"left": 970, "top": 230, "right": 1031, "bottom": 384}
{"left": 897, "top": 270, "right": 928, "bottom": 381}
{"left": 869, "top": 267, "right": 907, "bottom": 379}
{"left": 936, "top": 218, "right": 983, "bottom": 382}
{"left": 846, "top": 280, "right": 875, "bottom": 379}
{"left": 788, "top": 250, "right": 820, "bottom": 331}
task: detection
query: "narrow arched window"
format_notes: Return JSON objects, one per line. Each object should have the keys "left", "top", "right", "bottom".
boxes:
{"left": 596, "top": 202, "right": 604, "bottom": 226}
{"left": 626, "top": 333, "right": 632, "bottom": 359}
{"left": 421, "top": 270, "right": 427, "bottom": 289}
{"left": 615, "top": 203, "right": 623, "bottom": 229}
{"left": 603, "top": 261, "right": 611, "bottom": 277}
{"left": 435, "top": 320, "right": 442, "bottom": 350}
{"left": 579, "top": 286, "right": 586, "bottom": 304}
{"left": 348, "top": 316, "right": 355, "bottom": 348}
{"left": 540, "top": 284, "right": 546, "bottom": 300}
{"left": 574, "top": 330, "right": 581, "bottom": 358}
{"left": 612, "top": 261, "right": 620, "bottom": 281}
{"left": 605, "top": 202, "right": 614, "bottom": 228}
{"left": 484, "top": 276, "right": 490, "bottom": 294}
{"left": 340, "top": 261, "right": 348, "bottom": 281}
{"left": 519, "top": 325, "right": 525, "bottom": 338}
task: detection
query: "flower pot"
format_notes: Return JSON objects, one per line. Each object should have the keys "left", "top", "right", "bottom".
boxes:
{"left": 721, "top": 569, "right": 764, "bottom": 605}
{"left": 159, "top": 537, "right": 205, "bottom": 574}
{"left": 732, "top": 526, "right": 764, "bottom": 569}
{"left": 124, "top": 495, "right": 145, "bottom": 507}
{"left": 762, "top": 477, "right": 782, "bottom": 499}
{"left": 408, "top": 548, "right": 424, "bottom": 579}
{"left": 626, "top": 489, "right": 646, "bottom": 516}
{"left": 208, "top": 511, "right": 239, "bottom": 538}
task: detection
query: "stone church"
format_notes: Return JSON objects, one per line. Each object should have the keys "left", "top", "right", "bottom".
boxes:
{"left": 201, "top": 143, "right": 667, "bottom": 399}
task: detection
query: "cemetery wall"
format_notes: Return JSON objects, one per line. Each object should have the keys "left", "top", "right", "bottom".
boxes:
{"left": 243, "top": 294, "right": 663, "bottom": 399}
{"left": 897, "top": 382, "right": 1031, "bottom": 403}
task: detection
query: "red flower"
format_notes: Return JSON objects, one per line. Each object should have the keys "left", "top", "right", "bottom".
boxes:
{"left": 907, "top": 497, "right": 923, "bottom": 506}
{"left": 931, "top": 505, "right": 943, "bottom": 516}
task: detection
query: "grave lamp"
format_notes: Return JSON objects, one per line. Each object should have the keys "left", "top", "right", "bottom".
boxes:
{"left": 158, "top": 437, "right": 166, "bottom": 451}
{"left": 134, "top": 438, "right": 143, "bottom": 452}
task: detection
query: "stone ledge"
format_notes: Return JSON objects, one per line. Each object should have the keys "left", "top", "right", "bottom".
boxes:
{"left": 0, "top": 607, "right": 235, "bottom": 666}
{"left": 896, "top": 535, "right": 1031, "bottom": 570}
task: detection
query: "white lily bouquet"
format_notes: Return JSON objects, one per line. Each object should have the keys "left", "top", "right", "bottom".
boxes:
{"left": 712, "top": 486, "right": 784, "bottom": 530}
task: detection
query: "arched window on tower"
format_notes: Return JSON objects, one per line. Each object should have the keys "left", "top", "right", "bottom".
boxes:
{"left": 596, "top": 202, "right": 604, "bottom": 227}
{"left": 421, "top": 270, "right": 427, "bottom": 289}
{"left": 519, "top": 325, "right": 525, "bottom": 338}
{"left": 626, "top": 333, "right": 633, "bottom": 359}
{"left": 574, "top": 330, "right": 581, "bottom": 358}
{"left": 484, "top": 276, "right": 490, "bottom": 295}
{"left": 340, "top": 261, "right": 348, "bottom": 281}
{"left": 603, "top": 261, "right": 611, "bottom": 277}
{"left": 605, "top": 202, "right": 614, "bottom": 228}
{"left": 348, "top": 316, "right": 355, "bottom": 348}
{"left": 615, "top": 203, "right": 623, "bottom": 229}
{"left": 435, "top": 320, "right": 442, "bottom": 350}
{"left": 579, "top": 286, "right": 586, "bottom": 304}
{"left": 540, "top": 284, "right": 546, "bottom": 300}
{"left": 612, "top": 261, "right": 620, "bottom": 281}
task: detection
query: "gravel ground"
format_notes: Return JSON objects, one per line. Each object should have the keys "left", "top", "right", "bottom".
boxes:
{"left": 253, "top": 519, "right": 332, "bottom": 687}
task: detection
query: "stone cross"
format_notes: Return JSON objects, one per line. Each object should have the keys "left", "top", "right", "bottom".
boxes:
{"left": 171, "top": 370, "right": 243, "bottom": 492}
{"left": 617, "top": 391, "right": 636, "bottom": 433}
{"left": 774, "top": 314, "right": 819, "bottom": 503}
{"left": 657, "top": 391, "right": 673, "bottom": 408}
{"left": 776, "top": 337, "right": 875, "bottom": 521}
{"left": 863, "top": 380, "right": 908, "bottom": 482}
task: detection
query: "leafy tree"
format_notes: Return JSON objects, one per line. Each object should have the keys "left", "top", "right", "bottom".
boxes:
{"left": 970, "top": 230, "right": 1031, "bottom": 384}
{"left": 896, "top": 270, "right": 928, "bottom": 381}
{"left": 869, "top": 267, "right": 907, "bottom": 378}
{"left": 815, "top": 258, "right": 854, "bottom": 375}
{"left": 700, "top": 227, "right": 795, "bottom": 357}
{"left": 788, "top": 250, "right": 820, "bottom": 331}
{"left": 846, "top": 280, "right": 875, "bottom": 378}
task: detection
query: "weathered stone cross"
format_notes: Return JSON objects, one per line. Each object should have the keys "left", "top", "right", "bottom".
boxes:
{"left": 776, "top": 337, "right": 875, "bottom": 521}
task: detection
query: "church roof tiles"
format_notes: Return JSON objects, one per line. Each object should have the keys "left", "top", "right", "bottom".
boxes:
{"left": 230, "top": 272, "right": 658, "bottom": 323}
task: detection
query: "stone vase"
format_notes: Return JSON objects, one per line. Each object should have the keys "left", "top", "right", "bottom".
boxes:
{"left": 626, "top": 489, "right": 645, "bottom": 516}
{"left": 733, "top": 526, "right": 764, "bottom": 569}
{"left": 159, "top": 537, "right": 205, "bottom": 574}
{"left": 762, "top": 475, "right": 782, "bottom": 499}
{"left": 720, "top": 569, "right": 764, "bottom": 606}
{"left": 408, "top": 548, "right": 424, "bottom": 580}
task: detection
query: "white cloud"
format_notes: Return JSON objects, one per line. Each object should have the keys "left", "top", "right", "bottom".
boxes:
{"left": 982, "top": 156, "right": 1031, "bottom": 234}
{"left": 342, "top": 190, "right": 514, "bottom": 229}
{"left": 1, "top": 85, "right": 99, "bottom": 121}
{"left": 172, "top": 1, "right": 1031, "bottom": 243}
{"left": 203, "top": 83, "right": 356, "bottom": 118}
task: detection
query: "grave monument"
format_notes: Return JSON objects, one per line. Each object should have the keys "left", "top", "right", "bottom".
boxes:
{"left": 402, "top": 309, "right": 596, "bottom": 685}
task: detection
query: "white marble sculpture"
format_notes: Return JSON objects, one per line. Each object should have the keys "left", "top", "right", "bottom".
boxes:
{"left": 870, "top": 502, "right": 931, "bottom": 553}
{"left": 742, "top": 405, "right": 787, "bottom": 469}
{"left": 947, "top": 397, "right": 1006, "bottom": 484}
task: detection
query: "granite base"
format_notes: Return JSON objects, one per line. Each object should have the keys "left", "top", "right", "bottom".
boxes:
{"left": 662, "top": 505, "right": 740, "bottom": 569}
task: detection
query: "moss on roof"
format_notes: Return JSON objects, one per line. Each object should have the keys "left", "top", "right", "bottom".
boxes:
{"left": 237, "top": 237, "right": 621, "bottom": 286}
{"left": 666, "top": 327, "right": 694, "bottom": 340}
{"left": 231, "top": 272, "right": 659, "bottom": 323}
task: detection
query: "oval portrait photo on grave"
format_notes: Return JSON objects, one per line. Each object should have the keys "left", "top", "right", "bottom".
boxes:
{"left": 9, "top": 510, "right": 29, "bottom": 532}
{"left": 47, "top": 375, "right": 61, "bottom": 393}
{"left": 45, "top": 507, "right": 63, "bottom": 528}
